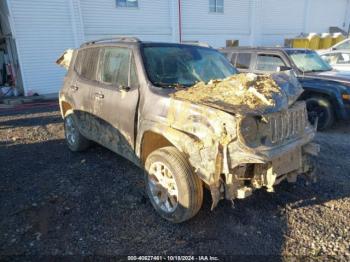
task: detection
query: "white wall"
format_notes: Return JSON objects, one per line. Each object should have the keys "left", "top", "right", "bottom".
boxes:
{"left": 7, "top": 0, "right": 82, "bottom": 95}
{"left": 79, "top": 0, "right": 174, "bottom": 42}
{"left": 76, "top": 0, "right": 349, "bottom": 48}
{"left": 259, "top": 0, "right": 350, "bottom": 46}
{"left": 6, "top": 0, "right": 350, "bottom": 95}
{"left": 181, "top": 0, "right": 252, "bottom": 47}
{"left": 307, "top": 0, "right": 349, "bottom": 33}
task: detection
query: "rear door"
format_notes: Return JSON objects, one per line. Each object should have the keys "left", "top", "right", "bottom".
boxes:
{"left": 65, "top": 47, "right": 100, "bottom": 139}
{"left": 93, "top": 46, "right": 140, "bottom": 162}
{"left": 234, "top": 52, "right": 253, "bottom": 73}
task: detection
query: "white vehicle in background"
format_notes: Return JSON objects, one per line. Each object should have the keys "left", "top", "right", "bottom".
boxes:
{"left": 331, "top": 37, "right": 350, "bottom": 50}
{"left": 319, "top": 37, "right": 350, "bottom": 52}
{"left": 319, "top": 51, "right": 350, "bottom": 72}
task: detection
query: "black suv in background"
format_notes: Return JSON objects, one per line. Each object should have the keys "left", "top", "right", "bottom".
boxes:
{"left": 220, "top": 47, "right": 350, "bottom": 130}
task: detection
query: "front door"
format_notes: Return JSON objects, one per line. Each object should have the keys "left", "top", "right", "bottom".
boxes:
{"left": 252, "top": 53, "right": 287, "bottom": 74}
{"left": 93, "top": 46, "right": 140, "bottom": 163}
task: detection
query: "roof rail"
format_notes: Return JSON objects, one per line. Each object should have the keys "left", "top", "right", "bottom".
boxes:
{"left": 81, "top": 36, "right": 141, "bottom": 47}
{"left": 181, "top": 41, "right": 212, "bottom": 48}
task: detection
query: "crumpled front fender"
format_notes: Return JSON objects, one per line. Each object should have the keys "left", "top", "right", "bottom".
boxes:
{"left": 136, "top": 121, "right": 216, "bottom": 184}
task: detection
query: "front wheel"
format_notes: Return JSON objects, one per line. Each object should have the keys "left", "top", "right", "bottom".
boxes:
{"left": 306, "top": 96, "right": 335, "bottom": 131}
{"left": 145, "top": 146, "right": 203, "bottom": 223}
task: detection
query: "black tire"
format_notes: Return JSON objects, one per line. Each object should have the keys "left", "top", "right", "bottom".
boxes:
{"left": 306, "top": 96, "right": 335, "bottom": 131}
{"left": 64, "top": 114, "right": 91, "bottom": 152}
{"left": 144, "top": 146, "right": 203, "bottom": 223}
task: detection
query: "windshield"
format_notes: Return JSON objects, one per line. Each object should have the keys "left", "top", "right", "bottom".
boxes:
{"left": 335, "top": 39, "right": 350, "bottom": 50}
{"left": 141, "top": 44, "right": 237, "bottom": 87}
{"left": 288, "top": 50, "right": 332, "bottom": 73}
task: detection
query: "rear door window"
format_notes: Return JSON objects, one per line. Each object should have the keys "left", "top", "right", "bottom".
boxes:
{"left": 74, "top": 52, "right": 83, "bottom": 75}
{"left": 230, "top": 53, "right": 237, "bottom": 66}
{"left": 256, "top": 54, "right": 286, "bottom": 72}
{"left": 75, "top": 48, "right": 100, "bottom": 81}
{"left": 130, "top": 55, "right": 139, "bottom": 88}
{"left": 236, "top": 53, "right": 251, "bottom": 69}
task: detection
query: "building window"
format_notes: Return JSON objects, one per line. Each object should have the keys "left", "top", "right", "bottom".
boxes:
{"left": 209, "top": 0, "right": 224, "bottom": 13}
{"left": 116, "top": 0, "right": 138, "bottom": 8}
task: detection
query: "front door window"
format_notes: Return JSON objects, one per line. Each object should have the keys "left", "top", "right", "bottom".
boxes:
{"left": 256, "top": 54, "right": 286, "bottom": 72}
{"left": 101, "top": 47, "right": 130, "bottom": 87}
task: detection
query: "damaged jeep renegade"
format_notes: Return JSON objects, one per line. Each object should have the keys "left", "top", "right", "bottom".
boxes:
{"left": 57, "top": 37, "right": 319, "bottom": 223}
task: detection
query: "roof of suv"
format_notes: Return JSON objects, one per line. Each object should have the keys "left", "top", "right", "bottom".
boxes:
{"left": 80, "top": 37, "right": 141, "bottom": 47}
{"left": 80, "top": 37, "right": 212, "bottom": 49}
{"left": 220, "top": 46, "right": 311, "bottom": 52}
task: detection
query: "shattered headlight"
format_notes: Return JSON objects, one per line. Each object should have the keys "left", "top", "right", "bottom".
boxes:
{"left": 238, "top": 116, "right": 259, "bottom": 147}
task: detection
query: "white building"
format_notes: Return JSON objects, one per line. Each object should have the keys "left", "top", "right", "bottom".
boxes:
{"left": 0, "top": 0, "right": 349, "bottom": 96}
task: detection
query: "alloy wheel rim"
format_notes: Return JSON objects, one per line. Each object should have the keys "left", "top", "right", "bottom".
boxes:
{"left": 148, "top": 161, "right": 179, "bottom": 213}
{"left": 65, "top": 116, "right": 77, "bottom": 145}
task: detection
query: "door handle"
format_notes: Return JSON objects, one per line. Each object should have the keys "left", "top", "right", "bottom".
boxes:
{"left": 70, "top": 84, "right": 78, "bottom": 91}
{"left": 94, "top": 92, "right": 104, "bottom": 99}
{"left": 119, "top": 85, "right": 131, "bottom": 92}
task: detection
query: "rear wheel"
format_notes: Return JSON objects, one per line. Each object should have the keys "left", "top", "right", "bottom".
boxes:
{"left": 306, "top": 96, "right": 335, "bottom": 131}
{"left": 64, "top": 114, "right": 91, "bottom": 152}
{"left": 145, "top": 146, "right": 203, "bottom": 223}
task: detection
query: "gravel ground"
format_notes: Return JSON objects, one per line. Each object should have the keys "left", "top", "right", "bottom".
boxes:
{"left": 0, "top": 102, "right": 349, "bottom": 259}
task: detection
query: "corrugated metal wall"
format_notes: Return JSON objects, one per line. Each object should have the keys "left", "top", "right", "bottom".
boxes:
{"left": 79, "top": 0, "right": 174, "bottom": 42}
{"left": 260, "top": 0, "right": 350, "bottom": 45}
{"left": 8, "top": 0, "right": 81, "bottom": 95}
{"left": 181, "top": 0, "right": 252, "bottom": 47}
{"left": 6, "top": 0, "right": 350, "bottom": 95}
{"left": 260, "top": 0, "right": 305, "bottom": 45}
{"left": 307, "top": 0, "right": 349, "bottom": 33}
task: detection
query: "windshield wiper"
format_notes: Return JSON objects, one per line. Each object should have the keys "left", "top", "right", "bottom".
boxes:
{"left": 304, "top": 69, "right": 330, "bottom": 73}
{"left": 153, "top": 82, "right": 192, "bottom": 89}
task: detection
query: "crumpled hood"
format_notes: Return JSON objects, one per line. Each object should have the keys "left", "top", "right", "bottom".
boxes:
{"left": 270, "top": 70, "right": 304, "bottom": 107}
{"left": 304, "top": 70, "right": 350, "bottom": 84}
{"left": 171, "top": 71, "right": 303, "bottom": 116}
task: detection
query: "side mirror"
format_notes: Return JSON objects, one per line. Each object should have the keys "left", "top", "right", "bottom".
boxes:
{"left": 277, "top": 66, "right": 292, "bottom": 72}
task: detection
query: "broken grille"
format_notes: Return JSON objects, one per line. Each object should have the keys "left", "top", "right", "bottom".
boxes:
{"left": 266, "top": 102, "right": 307, "bottom": 144}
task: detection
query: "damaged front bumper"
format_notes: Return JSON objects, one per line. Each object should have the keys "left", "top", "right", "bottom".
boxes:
{"left": 210, "top": 128, "right": 319, "bottom": 210}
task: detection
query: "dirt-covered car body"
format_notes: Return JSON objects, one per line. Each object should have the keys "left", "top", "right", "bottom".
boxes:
{"left": 58, "top": 38, "right": 319, "bottom": 215}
